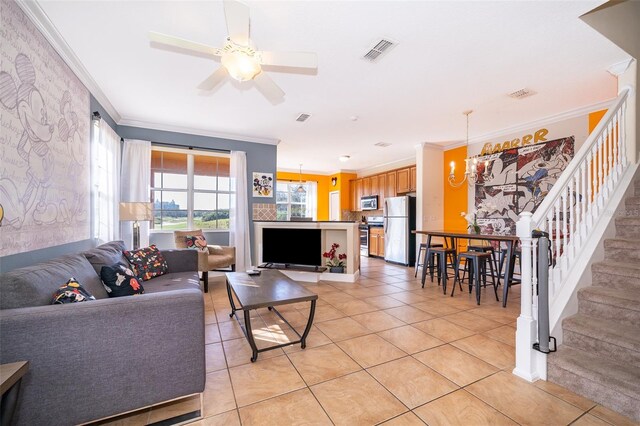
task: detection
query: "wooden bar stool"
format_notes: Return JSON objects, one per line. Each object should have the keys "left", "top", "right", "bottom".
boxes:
{"left": 423, "top": 247, "right": 457, "bottom": 294}
{"left": 415, "top": 242, "right": 443, "bottom": 278}
{"left": 453, "top": 251, "right": 499, "bottom": 305}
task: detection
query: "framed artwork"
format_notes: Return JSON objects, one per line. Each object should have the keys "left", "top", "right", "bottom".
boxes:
{"left": 253, "top": 172, "right": 273, "bottom": 197}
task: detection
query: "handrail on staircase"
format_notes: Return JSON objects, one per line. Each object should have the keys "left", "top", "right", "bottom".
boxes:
{"left": 532, "top": 88, "right": 629, "bottom": 224}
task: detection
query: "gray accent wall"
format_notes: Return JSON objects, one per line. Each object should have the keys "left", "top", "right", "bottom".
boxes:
{"left": 117, "top": 125, "right": 277, "bottom": 259}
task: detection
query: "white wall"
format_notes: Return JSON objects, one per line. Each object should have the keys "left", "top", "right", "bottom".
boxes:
{"left": 416, "top": 144, "right": 444, "bottom": 244}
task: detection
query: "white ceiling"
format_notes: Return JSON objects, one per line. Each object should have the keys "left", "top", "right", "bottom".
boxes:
{"left": 36, "top": 0, "right": 627, "bottom": 174}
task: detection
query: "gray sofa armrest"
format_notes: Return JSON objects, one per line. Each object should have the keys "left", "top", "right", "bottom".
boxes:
{"left": 162, "top": 248, "right": 198, "bottom": 273}
{"left": 0, "top": 289, "right": 205, "bottom": 425}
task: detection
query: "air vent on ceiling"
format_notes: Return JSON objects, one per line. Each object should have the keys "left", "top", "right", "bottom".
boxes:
{"left": 295, "top": 113, "right": 312, "bottom": 122}
{"left": 374, "top": 142, "right": 391, "bottom": 147}
{"left": 508, "top": 88, "right": 536, "bottom": 99}
{"left": 363, "top": 38, "right": 397, "bottom": 62}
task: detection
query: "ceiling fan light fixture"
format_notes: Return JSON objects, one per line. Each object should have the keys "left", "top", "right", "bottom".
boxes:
{"left": 221, "top": 46, "right": 261, "bottom": 82}
{"left": 339, "top": 155, "right": 350, "bottom": 162}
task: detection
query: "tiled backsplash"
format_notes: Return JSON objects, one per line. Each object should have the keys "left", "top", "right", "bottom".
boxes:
{"left": 252, "top": 203, "right": 277, "bottom": 221}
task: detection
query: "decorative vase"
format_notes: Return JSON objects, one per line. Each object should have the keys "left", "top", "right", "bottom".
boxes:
{"left": 329, "top": 266, "right": 345, "bottom": 273}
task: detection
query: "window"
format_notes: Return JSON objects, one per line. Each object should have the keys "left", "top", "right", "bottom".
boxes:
{"left": 151, "top": 148, "right": 231, "bottom": 230}
{"left": 91, "top": 118, "right": 120, "bottom": 242}
{"left": 276, "top": 181, "right": 312, "bottom": 220}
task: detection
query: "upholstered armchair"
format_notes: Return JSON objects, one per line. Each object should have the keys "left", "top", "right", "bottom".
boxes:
{"left": 174, "top": 230, "right": 236, "bottom": 292}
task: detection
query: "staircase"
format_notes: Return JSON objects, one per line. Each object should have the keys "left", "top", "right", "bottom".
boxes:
{"left": 547, "top": 179, "right": 640, "bottom": 422}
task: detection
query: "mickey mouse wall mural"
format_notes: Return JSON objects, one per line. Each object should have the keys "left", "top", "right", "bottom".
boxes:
{"left": 0, "top": 53, "right": 75, "bottom": 228}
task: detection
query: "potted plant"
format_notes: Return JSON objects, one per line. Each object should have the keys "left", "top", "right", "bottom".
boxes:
{"left": 461, "top": 201, "right": 496, "bottom": 234}
{"left": 323, "top": 243, "right": 347, "bottom": 273}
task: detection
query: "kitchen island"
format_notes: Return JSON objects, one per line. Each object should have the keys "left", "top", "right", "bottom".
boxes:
{"left": 253, "top": 221, "right": 360, "bottom": 283}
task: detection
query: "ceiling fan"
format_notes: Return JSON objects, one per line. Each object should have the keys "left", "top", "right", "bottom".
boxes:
{"left": 149, "top": 0, "right": 318, "bottom": 104}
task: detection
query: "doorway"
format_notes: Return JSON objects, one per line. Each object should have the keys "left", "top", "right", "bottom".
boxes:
{"left": 329, "top": 191, "right": 340, "bottom": 221}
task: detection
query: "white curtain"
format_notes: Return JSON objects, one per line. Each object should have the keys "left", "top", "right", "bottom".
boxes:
{"left": 305, "top": 181, "right": 318, "bottom": 220}
{"left": 229, "top": 151, "right": 252, "bottom": 270}
{"left": 92, "top": 119, "right": 121, "bottom": 243}
{"left": 121, "top": 139, "right": 151, "bottom": 249}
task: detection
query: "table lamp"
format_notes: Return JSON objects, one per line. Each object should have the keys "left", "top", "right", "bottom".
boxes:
{"left": 119, "top": 202, "right": 154, "bottom": 249}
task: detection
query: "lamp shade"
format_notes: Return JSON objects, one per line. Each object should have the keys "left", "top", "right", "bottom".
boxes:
{"left": 119, "top": 202, "right": 154, "bottom": 221}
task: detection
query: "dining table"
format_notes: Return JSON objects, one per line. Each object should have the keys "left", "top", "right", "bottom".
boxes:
{"left": 412, "top": 230, "right": 520, "bottom": 307}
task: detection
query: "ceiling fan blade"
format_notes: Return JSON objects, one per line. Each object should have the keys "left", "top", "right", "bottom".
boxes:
{"left": 254, "top": 72, "right": 285, "bottom": 104}
{"left": 197, "top": 67, "right": 228, "bottom": 91}
{"left": 149, "top": 31, "right": 223, "bottom": 57}
{"left": 224, "top": 0, "right": 250, "bottom": 45}
{"left": 259, "top": 51, "right": 318, "bottom": 69}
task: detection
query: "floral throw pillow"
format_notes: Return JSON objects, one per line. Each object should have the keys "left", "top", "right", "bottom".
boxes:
{"left": 185, "top": 235, "right": 208, "bottom": 253}
{"left": 123, "top": 245, "right": 168, "bottom": 281}
{"left": 100, "top": 263, "right": 145, "bottom": 297}
{"left": 52, "top": 278, "right": 96, "bottom": 304}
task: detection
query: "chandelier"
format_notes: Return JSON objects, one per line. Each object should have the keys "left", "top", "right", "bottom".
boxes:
{"left": 448, "top": 110, "right": 491, "bottom": 188}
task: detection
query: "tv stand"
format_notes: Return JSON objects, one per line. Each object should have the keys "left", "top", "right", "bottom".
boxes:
{"left": 259, "top": 263, "right": 327, "bottom": 273}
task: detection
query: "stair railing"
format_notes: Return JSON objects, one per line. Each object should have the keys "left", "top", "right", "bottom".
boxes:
{"left": 514, "top": 88, "right": 632, "bottom": 381}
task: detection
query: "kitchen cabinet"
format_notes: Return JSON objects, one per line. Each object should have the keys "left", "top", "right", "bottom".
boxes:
{"left": 396, "top": 168, "right": 411, "bottom": 193}
{"left": 378, "top": 173, "right": 386, "bottom": 210}
{"left": 355, "top": 179, "right": 363, "bottom": 211}
{"left": 363, "top": 177, "right": 371, "bottom": 197}
{"left": 410, "top": 166, "right": 416, "bottom": 191}
{"left": 370, "top": 175, "right": 378, "bottom": 198}
{"left": 386, "top": 171, "right": 396, "bottom": 199}
{"left": 369, "top": 227, "right": 385, "bottom": 257}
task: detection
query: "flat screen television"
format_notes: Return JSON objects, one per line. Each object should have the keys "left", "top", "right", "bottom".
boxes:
{"left": 262, "top": 228, "right": 322, "bottom": 266}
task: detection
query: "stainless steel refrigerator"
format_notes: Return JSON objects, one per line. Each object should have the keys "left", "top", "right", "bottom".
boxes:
{"left": 383, "top": 196, "right": 416, "bottom": 266}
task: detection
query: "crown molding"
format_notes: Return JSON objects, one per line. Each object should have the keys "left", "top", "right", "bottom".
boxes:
{"left": 17, "top": 0, "right": 121, "bottom": 123}
{"left": 607, "top": 58, "right": 634, "bottom": 77}
{"left": 118, "top": 118, "right": 280, "bottom": 146}
{"left": 357, "top": 155, "right": 415, "bottom": 177}
{"left": 442, "top": 97, "right": 615, "bottom": 150}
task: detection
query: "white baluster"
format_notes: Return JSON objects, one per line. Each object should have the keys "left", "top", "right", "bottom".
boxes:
{"left": 612, "top": 113, "right": 620, "bottom": 182}
{"left": 598, "top": 134, "right": 604, "bottom": 208}
{"left": 561, "top": 188, "right": 569, "bottom": 270}
{"left": 621, "top": 101, "right": 628, "bottom": 167}
{"left": 554, "top": 199, "right": 562, "bottom": 281}
{"left": 580, "top": 162, "right": 587, "bottom": 243}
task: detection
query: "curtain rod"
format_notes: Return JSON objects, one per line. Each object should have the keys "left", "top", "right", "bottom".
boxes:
{"left": 149, "top": 141, "right": 230, "bottom": 154}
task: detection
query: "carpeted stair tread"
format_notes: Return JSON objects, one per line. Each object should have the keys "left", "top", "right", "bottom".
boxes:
{"left": 578, "top": 286, "right": 640, "bottom": 311}
{"left": 625, "top": 196, "right": 640, "bottom": 206}
{"left": 616, "top": 216, "right": 640, "bottom": 225}
{"left": 604, "top": 238, "right": 640, "bottom": 250}
{"left": 592, "top": 260, "right": 640, "bottom": 280}
{"left": 563, "top": 314, "right": 640, "bottom": 355}
{"left": 548, "top": 346, "right": 640, "bottom": 398}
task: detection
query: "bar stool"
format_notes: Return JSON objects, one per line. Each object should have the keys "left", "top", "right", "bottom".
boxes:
{"left": 415, "top": 242, "right": 443, "bottom": 278}
{"left": 467, "top": 245, "right": 500, "bottom": 286}
{"left": 499, "top": 247, "right": 522, "bottom": 306}
{"left": 453, "top": 251, "right": 498, "bottom": 305}
{"left": 423, "top": 247, "right": 457, "bottom": 294}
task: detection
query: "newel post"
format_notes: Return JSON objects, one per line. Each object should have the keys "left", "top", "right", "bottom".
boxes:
{"left": 513, "top": 212, "right": 545, "bottom": 381}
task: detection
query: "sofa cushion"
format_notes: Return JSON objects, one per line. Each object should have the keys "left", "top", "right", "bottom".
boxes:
{"left": 100, "top": 263, "right": 145, "bottom": 297}
{"left": 52, "top": 278, "right": 96, "bottom": 304}
{"left": 1, "top": 253, "right": 108, "bottom": 309}
{"left": 142, "top": 272, "right": 201, "bottom": 293}
{"left": 124, "top": 245, "right": 168, "bottom": 281}
{"left": 83, "top": 241, "right": 128, "bottom": 275}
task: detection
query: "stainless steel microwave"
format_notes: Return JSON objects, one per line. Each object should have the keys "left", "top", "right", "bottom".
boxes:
{"left": 361, "top": 195, "right": 378, "bottom": 211}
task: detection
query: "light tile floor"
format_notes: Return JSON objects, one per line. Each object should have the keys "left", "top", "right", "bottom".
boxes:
{"left": 102, "top": 257, "right": 639, "bottom": 426}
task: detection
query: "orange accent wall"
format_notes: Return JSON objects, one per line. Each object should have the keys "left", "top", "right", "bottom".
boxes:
{"left": 589, "top": 109, "right": 608, "bottom": 133}
{"left": 443, "top": 146, "right": 468, "bottom": 233}
{"left": 276, "top": 171, "right": 332, "bottom": 220}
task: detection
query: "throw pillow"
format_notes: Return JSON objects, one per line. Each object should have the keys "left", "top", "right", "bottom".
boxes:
{"left": 52, "top": 278, "right": 96, "bottom": 304}
{"left": 184, "top": 235, "right": 208, "bottom": 253}
{"left": 123, "top": 245, "right": 168, "bottom": 281}
{"left": 100, "top": 263, "right": 145, "bottom": 297}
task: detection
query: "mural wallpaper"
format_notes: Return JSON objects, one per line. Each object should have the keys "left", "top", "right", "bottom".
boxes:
{"left": 474, "top": 136, "right": 575, "bottom": 235}
{"left": 0, "top": 0, "right": 90, "bottom": 256}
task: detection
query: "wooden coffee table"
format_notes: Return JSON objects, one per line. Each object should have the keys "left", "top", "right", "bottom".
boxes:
{"left": 225, "top": 270, "right": 318, "bottom": 362}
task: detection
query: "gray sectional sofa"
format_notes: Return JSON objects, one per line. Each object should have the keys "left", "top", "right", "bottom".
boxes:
{"left": 0, "top": 241, "right": 206, "bottom": 425}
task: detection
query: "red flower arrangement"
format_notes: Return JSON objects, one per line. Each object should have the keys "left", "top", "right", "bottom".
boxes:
{"left": 322, "top": 243, "right": 347, "bottom": 267}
